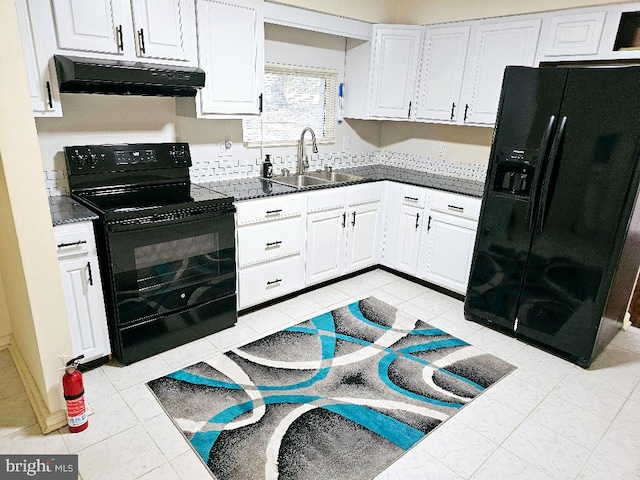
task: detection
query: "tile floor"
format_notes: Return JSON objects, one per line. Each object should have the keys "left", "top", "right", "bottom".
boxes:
{"left": 2, "top": 269, "right": 640, "bottom": 479}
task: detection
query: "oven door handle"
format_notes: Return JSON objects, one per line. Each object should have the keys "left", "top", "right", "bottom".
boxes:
{"left": 107, "top": 207, "right": 235, "bottom": 233}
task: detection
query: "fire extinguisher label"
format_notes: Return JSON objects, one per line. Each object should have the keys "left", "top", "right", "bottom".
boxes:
{"left": 66, "top": 398, "right": 87, "bottom": 427}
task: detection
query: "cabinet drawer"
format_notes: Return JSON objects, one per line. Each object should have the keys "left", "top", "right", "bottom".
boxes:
{"left": 238, "top": 255, "right": 304, "bottom": 309}
{"left": 236, "top": 195, "right": 304, "bottom": 225}
{"left": 307, "top": 188, "right": 347, "bottom": 213}
{"left": 237, "top": 217, "right": 303, "bottom": 267}
{"left": 348, "top": 183, "right": 383, "bottom": 205}
{"left": 54, "top": 221, "right": 95, "bottom": 258}
{"left": 431, "top": 191, "right": 481, "bottom": 220}
{"left": 399, "top": 185, "right": 428, "bottom": 208}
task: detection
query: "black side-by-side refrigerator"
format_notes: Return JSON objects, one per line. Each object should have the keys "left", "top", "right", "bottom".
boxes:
{"left": 464, "top": 66, "right": 640, "bottom": 367}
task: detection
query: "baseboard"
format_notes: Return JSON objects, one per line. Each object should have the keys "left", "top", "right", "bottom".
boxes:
{"left": 9, "top": 343, "right": 67, "bottom": 434}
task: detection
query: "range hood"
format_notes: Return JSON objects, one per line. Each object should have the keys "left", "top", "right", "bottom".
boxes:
{"left": 54, "top": 55, "right": 206, "bottom": 97}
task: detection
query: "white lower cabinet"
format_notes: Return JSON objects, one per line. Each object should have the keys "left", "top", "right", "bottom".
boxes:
{"left": 381, "top": 182, "right": 429, "bottom": 275}
{"left": 305, "top": 184, "right": 383, "bottom": 286}
{"left": 236, "top": 194, "right": 305, "bottom": 309}
{"left": 54, "top": 221, "right": 110, "bottom": 363}
{"left": 418, "top": 191, "right": 481, "bottom": 295}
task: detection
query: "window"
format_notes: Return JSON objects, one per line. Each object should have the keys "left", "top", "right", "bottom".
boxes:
{"left": 243, "top": 63, "right": 338, "bottom": 147}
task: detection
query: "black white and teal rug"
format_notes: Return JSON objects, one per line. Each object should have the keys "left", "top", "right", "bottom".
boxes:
{"left": 148, "top": 297, "right": 515, "bottom": 480}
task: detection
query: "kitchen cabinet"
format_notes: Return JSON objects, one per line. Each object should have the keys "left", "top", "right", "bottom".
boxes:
{"left": 537, "top": 10, "right": 607, "bottom": 59}
{"left": 368, "top": 25, "right": 423, "bottom": 119}
{"left": 236, "top": 193, "right": 305, "bottom": 309}
{"left": 192, "top": 0, "right": 264, "bottom": 116}
{"left": 49, "top": 0, "right": 197, "bottom": 64}
{"left": 15, "top": 0, "right": 63, "bottom": 116}
{"left": 418, "top": 191, "right": 480, "bottom": 295}
{"left": 414, "top": 24, "right": 470, "bottom": 123}
{"left": 461, "top": 16, "right": 542, "bottom": 125}
{"left": 306, "top": 184, "right": 383, "bottom": 285}
{"left": 54, "top": 222, "right": 110, "bottom": 363}
{"left": 381, "top": 183, "right": 429, "bottom": 275}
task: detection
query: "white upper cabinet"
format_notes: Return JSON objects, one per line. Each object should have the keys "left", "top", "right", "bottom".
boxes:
{"left": 49, "top": 0, "right": 197, "bottom": 64}
{"left": 15, "top": 0, "right": 63, "bottom": 116}
{"left": 195, "top": 0, "right": 264, "bottom": 116}
{"left": 51, "top": 0, "right": 124, "bottom": 55}
{"left": 414, "top": 24, "right": 470, "bottom": 123}
{"left": 462, "top": 16, "right": 542, "bottom": 125}
{"left": 368, "top": 25, "right": 423, "bottom": 119}
{"left": 539, "top": 10, "right": 607, "bottom": 58}
{"left": 130, "top": 0, "right": 196, "bottom": 61}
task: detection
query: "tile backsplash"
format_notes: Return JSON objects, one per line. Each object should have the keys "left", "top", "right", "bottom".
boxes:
{"left": 44, "top": 150, "right": 488, "bottom": 197}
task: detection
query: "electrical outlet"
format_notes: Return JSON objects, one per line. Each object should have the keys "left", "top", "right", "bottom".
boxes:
{"left": 438, "top": 142, "right": 447, "bottom": 159}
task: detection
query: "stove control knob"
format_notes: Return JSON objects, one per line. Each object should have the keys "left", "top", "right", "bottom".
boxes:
{"left": 88, "top": 153, "right": 99, "bottom": 167}
{"left": 73, "top": 154, "right": 87, "bottom": 169}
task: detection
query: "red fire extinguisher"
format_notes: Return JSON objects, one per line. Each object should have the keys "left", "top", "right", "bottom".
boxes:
{"left": 62, "top": 355, "right": 88, "bottom": 433}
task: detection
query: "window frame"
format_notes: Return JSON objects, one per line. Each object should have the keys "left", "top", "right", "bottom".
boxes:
{"left": 242, "top": 62, "right": 339, "bottom": 148}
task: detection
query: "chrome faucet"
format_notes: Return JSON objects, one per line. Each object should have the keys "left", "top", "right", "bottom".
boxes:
{"left": 297, "top": 127, "right": 318, "bottom": 174}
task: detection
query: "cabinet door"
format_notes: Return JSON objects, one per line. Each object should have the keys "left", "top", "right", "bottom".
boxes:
{"left": 415, "top": 25, "right": 470, "bottom": 123}
{"left": 197, "top": 0, "right": 263, "bottom": 115}
{"left": 346, "top": 202, "right": 381, "bottom": 272}
{"left": 422, "top": 212, "right": 478, "bottom": 294}
{"left": 130, "top": 0, "right": 196, "bottom": 61}
{"left": 394, "top": 205, "right": 423, "bottom": 275}
{"left": 15, "top": 0, "right": 62, "bottom": 116}
{"left": 58, "top": 257, "right": 111, "bottom": 362}
{"left": 369, "top": 25, "right": 423, "bottom": 119}
{"left": 462, "top": 17, "right": 541, "bottom": 125}
{"left": 305, "top": 209, "right": 346, "bottom": 285}
{"left": 51, "top": 0, "right": 124, "bottom": 54}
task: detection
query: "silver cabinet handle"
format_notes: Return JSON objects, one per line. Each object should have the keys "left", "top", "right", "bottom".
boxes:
{"left": 266, "top": 241, "right": 282, "bottom": 247}
{"left": 266, "top": 279, "right": 282, "bottom": 286}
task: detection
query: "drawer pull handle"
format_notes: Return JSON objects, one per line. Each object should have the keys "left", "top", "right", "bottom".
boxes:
{"left": 404, "top": 196, "right": 419, "bottom": 201}
{"left": 427, "top": 215, "right": 432, "bottom": 231}
{"left": 87, "top": 261, "right": 93, "bottom": 286}
{"left": 266, "top": 241, "right": 282, "bottom": 247}
{"left": 266, "top": 279, "right": 282, "bottom": 286}
{"left": 342, "top": 212, "right": 346, "bottom": 228}
{"left": 266, "top": 209, "right": 282, "bottom": 215}
{"left": 351, "top": 211, "right": 356, "bottom": 227}
{"left": 57, "top": 240, "right": 87, "bottom": 248}
{"left": 415, "top": 213, "right": 420, "bottom": 229}
{"left": 448, "top": 205, "right": 464, "bottom": 212}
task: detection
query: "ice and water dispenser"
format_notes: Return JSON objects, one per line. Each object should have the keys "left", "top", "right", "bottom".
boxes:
{"left": 492, "top": 148, "right": 536, "bottom": 198}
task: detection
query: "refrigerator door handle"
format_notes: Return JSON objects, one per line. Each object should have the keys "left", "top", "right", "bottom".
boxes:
{"left": 526, "top": 115, "right": 556, "bottom": 231}
{"left": 536, "top": 116, "right": 567, "bottom": 234}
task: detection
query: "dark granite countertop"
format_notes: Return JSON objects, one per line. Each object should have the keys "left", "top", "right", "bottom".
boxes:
{"left": 50, "top": 165, "right": 485, "bottom": 225}
{"left": 199, "top": 164, "right": 485, "bottom": 201}
{"left": 49, "top": 196, "right": 98, "bottom": 226}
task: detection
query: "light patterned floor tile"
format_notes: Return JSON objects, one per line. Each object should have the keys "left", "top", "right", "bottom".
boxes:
{"left": 61, "top": 391, "right": 139, "bottom": 453}
{"left": 502, "top": 418, "right": 591, "bottom": 480}
{"left": 136, "top": 462, "right": 180, "bottom": 480}
{"left": 418, "top": 418, "right": 498, "bottom": 478}
{"left": 205, "top": 322, "right": 260, "bottom": 352}
{"left": 551, "top": 372, "right": 626, "bottom": 422}
{"left": 101, "top": 356, "right": 172, "bottom": 392}
{"left": 0, "top": 392, "right": 38, "bottom": 438}
{"left": 239, "top": 306, "right": 297, "bottom": 335}
{"left": 594, "top": 423, "right": 640, "bottom": 475}
{"left": 577, "top": 454, "right": 640, "bottom": 480}
{"left": 454, "top": 394, "right": 525, "bottom": 444}
{"left": 375, "top": 448, "right": 462, "bottom": 480}
{"left": 170, "top": 450, "right": 214, "bottom": 480}
{"left": 120, "top": 383, "right": 165, "bottom": 423}
{"left": 0, "top": 423, "right": 68, "bottom": 454}
{"left": 77, "top": 425, "right": 165, "bottom": 480}
{"left": 529, "top": 394, "right": 611, "bottom": 450}
{"left": 471, "top": 447, "right": 553, "bottom": 480}
{"left": 143, "top": 413, "right": 191, "bottom": 460}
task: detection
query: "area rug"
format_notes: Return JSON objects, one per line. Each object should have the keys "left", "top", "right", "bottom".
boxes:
{"left": 147, "top": 297, "right": 515, "bottom": 480}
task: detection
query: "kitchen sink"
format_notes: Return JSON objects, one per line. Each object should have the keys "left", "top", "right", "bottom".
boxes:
{"left": 269, "top": 171, "right": 364, "bottom": 189}
{"left": 269, "top": 174, "right": 331, "bottom": 188}
{"left": 306, "top": 171, "right": 363, "bottom": 183}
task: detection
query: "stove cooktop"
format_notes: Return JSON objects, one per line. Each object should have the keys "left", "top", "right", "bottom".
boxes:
{"left": 75, "top": 182, "right": 232, "bottom": 220}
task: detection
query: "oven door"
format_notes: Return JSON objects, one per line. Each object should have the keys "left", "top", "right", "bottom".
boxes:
{"left": 105, "top": 206, "right": 236, "bottom": 327}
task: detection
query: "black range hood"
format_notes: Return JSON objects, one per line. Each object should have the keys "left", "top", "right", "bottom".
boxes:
{"left": 54, "top": 55, "right": 206, "bottom": 97}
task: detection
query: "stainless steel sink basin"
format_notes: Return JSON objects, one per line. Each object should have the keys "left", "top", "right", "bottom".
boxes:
{"left": 269, "top": 171, "right": 364, "bottom": 189}
{"left": 306, "top": 171, "right": 363, "bottom": 183}
{"left": 270, "top": 174, "right": 331, "bottom": 188}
